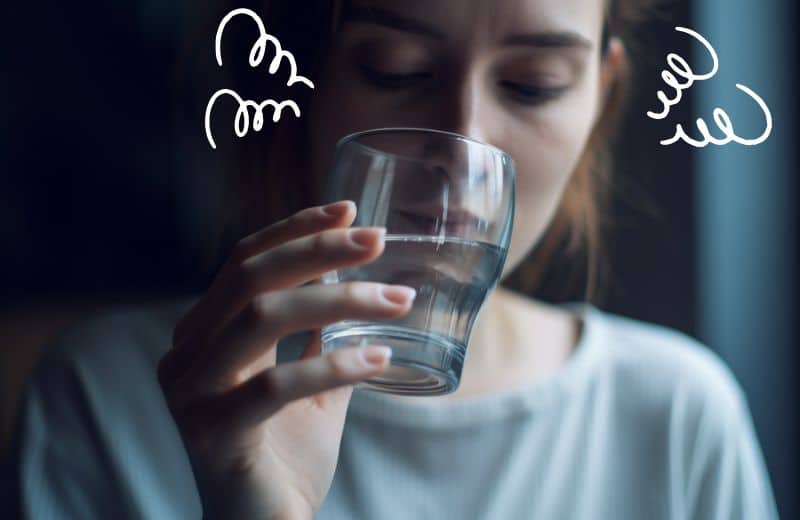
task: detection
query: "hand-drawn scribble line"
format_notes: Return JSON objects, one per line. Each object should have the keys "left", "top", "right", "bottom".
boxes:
{"left": 646, "top": 26, "right": 718, "bottom": 121}
{"left": 205, "top": 89, "right": 301, "bottom": 150}
{"left": 205, "top": 8, "right": 314, "bottom": 150}
{"left": 647, "top": 26, "right": 772, "bottom": 148}
{"left": 660, "top": 83, "right": 772, "bottom": 147}
{"left": 215, "top": 8, "right": 315, "bottom": 89}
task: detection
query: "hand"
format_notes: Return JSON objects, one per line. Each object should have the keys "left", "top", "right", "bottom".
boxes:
{"left": 157, "top": 200, "right": 416, "bottom": 519}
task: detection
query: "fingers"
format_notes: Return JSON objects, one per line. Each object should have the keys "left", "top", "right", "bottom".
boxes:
{"left": 235, "top": 226, "right": 387, "bottom": 294}
{"left": 161, "top": 201, "right": 363, "bottom": 386}
{"left": 173, "top": 201, "right": 356, "bottom": 349}
{"left": 168, "top": 226, "right": 387, "bottom": 382}
{"left": 230, "top": 200, "right": 356, "bottom": 264}
{"left": 218, "top": 345, "right": 393, "bottom": 432}
{"left": 174, "top": 281, "right": 416, "bottom": 401}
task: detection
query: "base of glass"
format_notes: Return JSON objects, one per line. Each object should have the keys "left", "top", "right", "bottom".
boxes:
{"left": 321, "top": 323, "right": 465, "bottom": 396}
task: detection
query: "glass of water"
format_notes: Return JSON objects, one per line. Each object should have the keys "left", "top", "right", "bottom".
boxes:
{"left": 320, "top": 128, "right": 515, "bottom": 396}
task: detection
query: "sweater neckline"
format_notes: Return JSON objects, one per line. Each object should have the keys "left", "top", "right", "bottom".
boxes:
{"left": 346, "top": 302, "right": 605, "bottom": 429}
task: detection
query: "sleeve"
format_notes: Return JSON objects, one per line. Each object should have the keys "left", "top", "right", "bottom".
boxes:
{"left": 679, "top": 365, "right": 780, "bottom": 520}
{"left": 6, "top": 353, "right": 131, "bottom": 519}
{"left": 4, "top": 306, "right": 204, "bottom": 519}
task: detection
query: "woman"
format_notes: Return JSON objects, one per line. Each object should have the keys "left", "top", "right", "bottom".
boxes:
{"left": 8, "top": 0, "right": 778, "bottom": 518}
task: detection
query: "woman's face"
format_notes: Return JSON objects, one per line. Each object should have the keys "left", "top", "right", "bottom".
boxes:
{"left": 307, "top": 0, "right": 618, "bottom": 277}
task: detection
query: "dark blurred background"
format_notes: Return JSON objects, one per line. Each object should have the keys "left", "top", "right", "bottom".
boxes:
{"left": 1, "top": 0, "right": 797, "bottom": 517}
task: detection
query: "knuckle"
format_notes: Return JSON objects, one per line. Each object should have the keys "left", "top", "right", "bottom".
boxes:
{"left": 241, "top": 294, "right": 275, "bottom": 329}
{"left": 257, "top": 369, "right": 282, "bottom": 402}
{"left": 341, "top": 281, "right": 371, "bottom": 304}
{"left": 327, "top": 351, "right": 354, "bottom": 380}
{"left": 340, "top": 281, "right": 359, "bottom": 301}
{"left": 308, "top": 232, "right": 329, "bottom": 256}
{"left": 228, "top": 259, "right": 256, "bottom": 298}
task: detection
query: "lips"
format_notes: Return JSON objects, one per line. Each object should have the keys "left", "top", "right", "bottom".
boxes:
{"left": 444, "top": 208, "right": 482, "bottom": 226}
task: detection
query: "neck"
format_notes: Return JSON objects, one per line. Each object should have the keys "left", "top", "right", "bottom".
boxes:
{"left": 425, "top": 286, "right": 581, "bottom": 401}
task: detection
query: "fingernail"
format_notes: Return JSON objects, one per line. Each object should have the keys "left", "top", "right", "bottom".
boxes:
{"left": 380, "top": 285, "right": 417, "bottom": 306}
{"left": 323, "top": 200, "right": 355, "bottom": 217}
{"left": 360, "top": 346, "right": 392, "bottom": 367}
{"left": 349, "top": 227, "right": 385, "bottom": 249}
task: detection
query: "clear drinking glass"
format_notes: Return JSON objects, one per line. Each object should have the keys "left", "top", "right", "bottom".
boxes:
{"left": 320, "top": 128, "right": 515, "bottom": 396}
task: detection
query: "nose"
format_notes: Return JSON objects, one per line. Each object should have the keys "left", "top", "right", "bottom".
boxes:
{"left": 400, "top": 73, "right": 498, "bottom": 229}
{"left": 437, "top": 70, "right": 491, "bottom": 143}
{"left": 422, "top": 73, "right": 492, "bottom": 187}
{"left": 420, "top": 72, "right": 493, "bottom": 181}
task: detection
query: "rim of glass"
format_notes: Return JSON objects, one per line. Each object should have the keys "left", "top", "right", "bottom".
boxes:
{"left": 335, "top": 127, "right": 514, "bottom": 165}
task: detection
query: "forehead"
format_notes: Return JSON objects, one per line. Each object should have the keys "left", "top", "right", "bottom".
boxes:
{"left": 343, "top": 0, "right": 606, "bottom": 45}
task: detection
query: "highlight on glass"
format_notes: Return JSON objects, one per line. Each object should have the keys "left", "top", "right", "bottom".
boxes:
{"left": 321, "top": 128, "right": 515, "bottom": 396}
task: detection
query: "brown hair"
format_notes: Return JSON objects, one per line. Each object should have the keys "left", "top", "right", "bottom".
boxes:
{"left": 178, "top": 0, "right": 664, "bottom": 303}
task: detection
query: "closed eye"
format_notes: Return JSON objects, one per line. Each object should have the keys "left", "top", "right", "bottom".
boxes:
{"left": 500, "top": 81, "right": 565, "bottom": 105}
{"left": 359, "top": 64, "right": 431, "bottom": 89}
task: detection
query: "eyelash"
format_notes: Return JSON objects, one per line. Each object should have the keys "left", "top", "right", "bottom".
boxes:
{"left": 498, "top": 81, "right": 565, "bottom": 105}
{"left": 359, "top": 65, "right": 565, "bottom": 105}
{"left": 358, "top": 64, "right": 431, "bottom": 89}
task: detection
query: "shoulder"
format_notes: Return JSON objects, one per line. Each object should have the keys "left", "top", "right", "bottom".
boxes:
{"left": 12, "top": 297, "right": 204, "bottom": 518}
{"left": 578, "top": 310, "right": 778, "bottom": 518}
{"left": 35, "top": 296, "right": 197, "bottom": 382}
{"left": 582, "top": 307, "right": 773, "bottom": 487}
{"left": 582, "top": 305, "right": 748, "bottom": 429}
{"left": 24, "top": 296, "right": 199, "bottom": 420}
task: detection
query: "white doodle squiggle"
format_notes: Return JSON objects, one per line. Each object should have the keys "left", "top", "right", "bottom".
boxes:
{"left": 215, "top": 8, "right": 314, "bottom": 88}
{"left": 205, "top": 8, "right": 314, "bottom": 150}
{"left": 647, "top": 26, "right": 772, "bottom": 148}
{"left": 660, "top": 83, "right": 772, "bottom": 147}
{"left": 205, "top": 89, "right": 301, "bottom": 150}
{"left": 646, "top": 27, "right": 718, "bottom": 121}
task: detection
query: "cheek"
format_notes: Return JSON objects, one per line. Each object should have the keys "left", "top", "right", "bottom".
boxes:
{"left": 306, "top": 75, "right": 403, "bottom": 201}
{"left": 501, "top": 79, "right": 600, "bottom": 267}
{"left": 515, "top": 101, "right": 594, "bottom": 210}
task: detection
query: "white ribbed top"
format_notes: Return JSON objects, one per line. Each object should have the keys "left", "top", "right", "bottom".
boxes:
{"left": 6, "top": 298, "right": 778, "bottom": 520}
{"left": 346, "top": 303, "right": 601, "bottom": 430}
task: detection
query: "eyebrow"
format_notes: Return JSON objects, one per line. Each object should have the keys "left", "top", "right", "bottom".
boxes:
{"left": 341, "top": 6, "right": 445, "bottom": 39}
{"left": 341, "top": 5, "right": 593, "bottom": 51}
{"left": 504, "top": 32, "right": 593, "bottom": 51}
